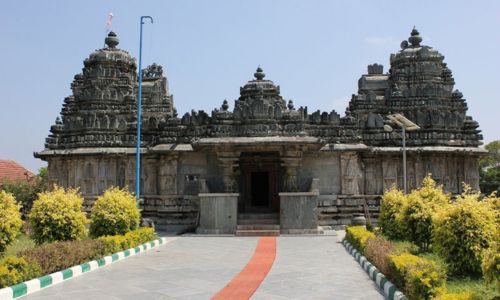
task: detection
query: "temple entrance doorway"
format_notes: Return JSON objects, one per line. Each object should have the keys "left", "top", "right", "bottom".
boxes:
{"left": 251, "top": 171, "right": 269, "bottom": 206}
{"left": 239, "top": 152, "right": 280, "bottom": 213}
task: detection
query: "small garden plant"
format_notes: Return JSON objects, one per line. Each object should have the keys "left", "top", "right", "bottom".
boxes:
{"left": 29, "top": 186, "right": 88, "bottom": 244}
{"left": 90, "top": 187, "right": 141, "bottom": 237}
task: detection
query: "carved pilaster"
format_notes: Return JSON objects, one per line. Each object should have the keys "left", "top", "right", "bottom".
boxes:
{"left": 281, "top": 151, "right": 302, "bottom": 192}
{"left": 341, "top": 152, "right": 362, "bottom": 195}
{"left": 216, "top": 151, "right": 240, "bottom": 193}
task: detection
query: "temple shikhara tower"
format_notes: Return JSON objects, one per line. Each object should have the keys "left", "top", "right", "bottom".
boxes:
{"left": 36, "top": 28, "right": 484, "bottom": 234}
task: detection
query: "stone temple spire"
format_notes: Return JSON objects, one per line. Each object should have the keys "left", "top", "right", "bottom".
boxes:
{"left": 408, "top": 27, "right": 422, "bottom": 47}
{"left": 104, "top": 31, "right": 119, "bottom": 49}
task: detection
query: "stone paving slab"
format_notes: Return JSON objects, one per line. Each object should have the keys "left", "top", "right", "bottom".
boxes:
{"left": 251, "top": 235, "right": 385, "bottom": 300}
{"left": 21, "top": 234, "right": 384, "bottom": 300}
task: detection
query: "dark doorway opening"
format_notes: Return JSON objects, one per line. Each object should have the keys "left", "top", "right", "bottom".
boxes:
{"left": 251, "top": 172, "right": 269, "bottom": 206}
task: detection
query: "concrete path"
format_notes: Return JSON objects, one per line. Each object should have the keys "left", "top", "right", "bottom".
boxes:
{"left": 22, "top": 233, "right": 384, "bottom": 300}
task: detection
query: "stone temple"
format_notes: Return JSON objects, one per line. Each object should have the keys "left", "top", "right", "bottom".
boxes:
{"left": 36, "top": 28, "right": 484, "bottom": 234}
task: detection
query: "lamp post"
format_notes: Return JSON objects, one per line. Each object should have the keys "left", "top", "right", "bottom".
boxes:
{"left": 384, "top": 113, "right": 420, "bottom": 194}
{"left": 136, "top": 16, "right": 153, "bottom": 204}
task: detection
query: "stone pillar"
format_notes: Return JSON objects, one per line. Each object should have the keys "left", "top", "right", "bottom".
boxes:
{"left": 216, "top": 151, "right": 240, "bottom": 193}
{"left": 281, "top": 151, "right": 302, "bottom": 192}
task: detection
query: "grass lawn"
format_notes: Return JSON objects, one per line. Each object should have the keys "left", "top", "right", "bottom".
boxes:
{"left": 447, "top": 277, "right": 498, "bottom": 300}
{"left": 3, "top": 233, "right": 36, "bottom": 257}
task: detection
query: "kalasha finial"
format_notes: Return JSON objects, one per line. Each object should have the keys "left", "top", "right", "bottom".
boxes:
{"left": 254, "top": 66, "right": 265, "bottom": 80}
{"left": 105, "top": 31, "right": 119, "bottom": 48}
{"left": 221, "top": 99, "right": 229, "bottom": 111}
{"left": 408, "top": 26, "right": 422, "bottom": 47}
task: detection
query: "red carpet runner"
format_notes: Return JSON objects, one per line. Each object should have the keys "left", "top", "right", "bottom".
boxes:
{"left": 212, "top": 237, "right": 277, "bottom": 300}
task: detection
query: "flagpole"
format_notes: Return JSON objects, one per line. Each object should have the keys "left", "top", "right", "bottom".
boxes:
{"left": 136, "top": 16, "right": 153, "bottom": 205}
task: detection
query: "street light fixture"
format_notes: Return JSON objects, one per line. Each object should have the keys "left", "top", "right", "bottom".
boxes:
{"left": 384, "top": 113, "right": 420, "bottom": 194}
{"left": 136, "top": 16, "right": 153, "bottom": 205}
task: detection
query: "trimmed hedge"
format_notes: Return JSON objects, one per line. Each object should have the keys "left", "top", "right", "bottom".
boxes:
{"left": 0, "top": 255, "right": 41, "bottom": 288}
{"left": 98, "top": 227, "right": 156, "bottom": 254}
{"left": 20, "top": 239, "right": 108, "bottom": 275}
{"left": 389, "top": 253, "right": 446, "bottom": 300}
{"left": 345, "top": 226, "right": 375, "bottom": 254}
{"left": 0, "top": 226, "right": 157, "bottom": 288}
{"left": 29, "top": 186, "right": 88, "bottom": 244}
{"left": 0, "top": 191, "right": 23, "bottom": 253}
{"left": 364, "top": 235, "right": 398, "bottom": 277}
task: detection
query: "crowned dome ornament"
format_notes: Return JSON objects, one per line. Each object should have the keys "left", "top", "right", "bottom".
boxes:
{"left": 408, "top": 27, "right": 422, "bottom": 47}
{"left": 104, "top": 31, "right": 119, "bottom": 49}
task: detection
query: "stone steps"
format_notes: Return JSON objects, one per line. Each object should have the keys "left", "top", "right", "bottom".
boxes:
{"left": 236, "top": 212, "right": 280, "bottom": 236}
{"left": 235, "top": 229, "right": 280, "bottom": 237}
{"left": 237, "top": 224, "right": 280, "bottom": 230}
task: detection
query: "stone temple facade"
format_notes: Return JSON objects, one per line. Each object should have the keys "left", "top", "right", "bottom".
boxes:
{"left": 36, "top": 28, "right": 485, "bottom": 233}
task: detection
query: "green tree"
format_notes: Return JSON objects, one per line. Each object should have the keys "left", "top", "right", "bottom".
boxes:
{"left": 0, "top": 167, "right": 48, "bottom": 218}
{"left": 480, "top": 140, "right": 500, "bottom": 194}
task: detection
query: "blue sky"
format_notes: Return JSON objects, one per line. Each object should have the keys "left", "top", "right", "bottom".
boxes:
{"left": 1, "top": 0, "right": 498, "bottom": 172}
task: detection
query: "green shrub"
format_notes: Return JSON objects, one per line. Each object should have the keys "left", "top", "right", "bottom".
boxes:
{"left": 20, "top": 239, "right": 108, "bottom": 275}
{"left": 482, "top": 242, "right": 500, "bottom": 292}
{"left": 0, "top": 191, "right": 23, "bottom": 253}
{"left": 29, "top": 186, "right": 88, "bottom": 244}
{"left": 99, "top": 227, "right": 157, "bottom": 254}
{"left": 345, "top": 226, "right": 375, "bottom": 254}
{"left": 399, "top": 175, "right": 449, "bottom": 252}
{"left": 90, "top": 187, "right": 141, "bottom": 237}
{"left": 0, "top": 255, "right": 41, "bottom": 288}
{"left": 379, "top": 187, "right": 407, "bottom": 240}
{"left": 432, "top": 187, "right": 496, "bottom": 276}
{"left": 364, "top": 236, "right": 398, "bottom": 277}
{"left": 389, "top": 253, "right": 446, "bottom": 299}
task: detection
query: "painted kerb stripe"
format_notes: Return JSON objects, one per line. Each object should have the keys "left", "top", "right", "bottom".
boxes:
{"left": 342, "top": 240, "right": 407, "bottom": 300}
{"left": 0, "top": 237, "right": 168, "bottom": 300}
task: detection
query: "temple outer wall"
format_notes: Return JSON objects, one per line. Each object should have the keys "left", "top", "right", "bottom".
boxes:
{"left": 38, "top": 145, "right": 484, "bottom": 229}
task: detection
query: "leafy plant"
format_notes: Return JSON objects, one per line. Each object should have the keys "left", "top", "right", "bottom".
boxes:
{"left": 0, "top": 191, "right": 23, "bottom": 253}
{"left": 399, "top": 175, "right": 449, "bottom": 252}
{"left": 0, "top": 255, "right": 41, "bottom": 288}
{"left": 481, "top": 242, "right": 499, "bottom": 292}
{"left": 379, "top": 187, "right": 407, "bottom": 240}
{"left": 90, "top": 187, "right": 141, "bottom": 237}
{"left": 432, "top": 186, "right": 496, "bottom": 276}
{"left": 29, "top": 186, "right": 88, "bottom": 244}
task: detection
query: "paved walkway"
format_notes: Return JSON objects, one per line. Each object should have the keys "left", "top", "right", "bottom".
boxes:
{"left": 23, "top": 233, "right": 384, "bottom": 300}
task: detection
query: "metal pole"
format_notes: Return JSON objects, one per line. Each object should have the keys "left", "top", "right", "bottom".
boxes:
{"left": 402, "top": 126, "right": 407, "bottom": 194}
{"left": 136, "top": 16, "right": 153, "bottom": 204}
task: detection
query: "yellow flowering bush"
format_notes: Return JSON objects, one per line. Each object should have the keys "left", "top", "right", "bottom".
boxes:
{"left": 399, "top": 175, "right": 449, "bottom": 251}
{"left": 389, "top": 253, "right": 446, "bottom": 299}
{"left": 29, "top": 186, "right": 88, "bottom": 244}
{"left": 481, "top": 242, "right": 500, "bottom": 292}
{"left": 345, "top": 226, "right": 375, "bottom": 254}
{"left": 379, "top": 187, "right": 407, "bottom": 240}
{"left": 432, "top": 186, "right": 496, "bottom": 276}
{"left": 90, "top": 187, "right": 141, "bottom": 237}
{"left": 0, "top": 256, "right": 41, "bottom": 288}
{"left": 0, "top": 191, "right": 23, "bottom": 253}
